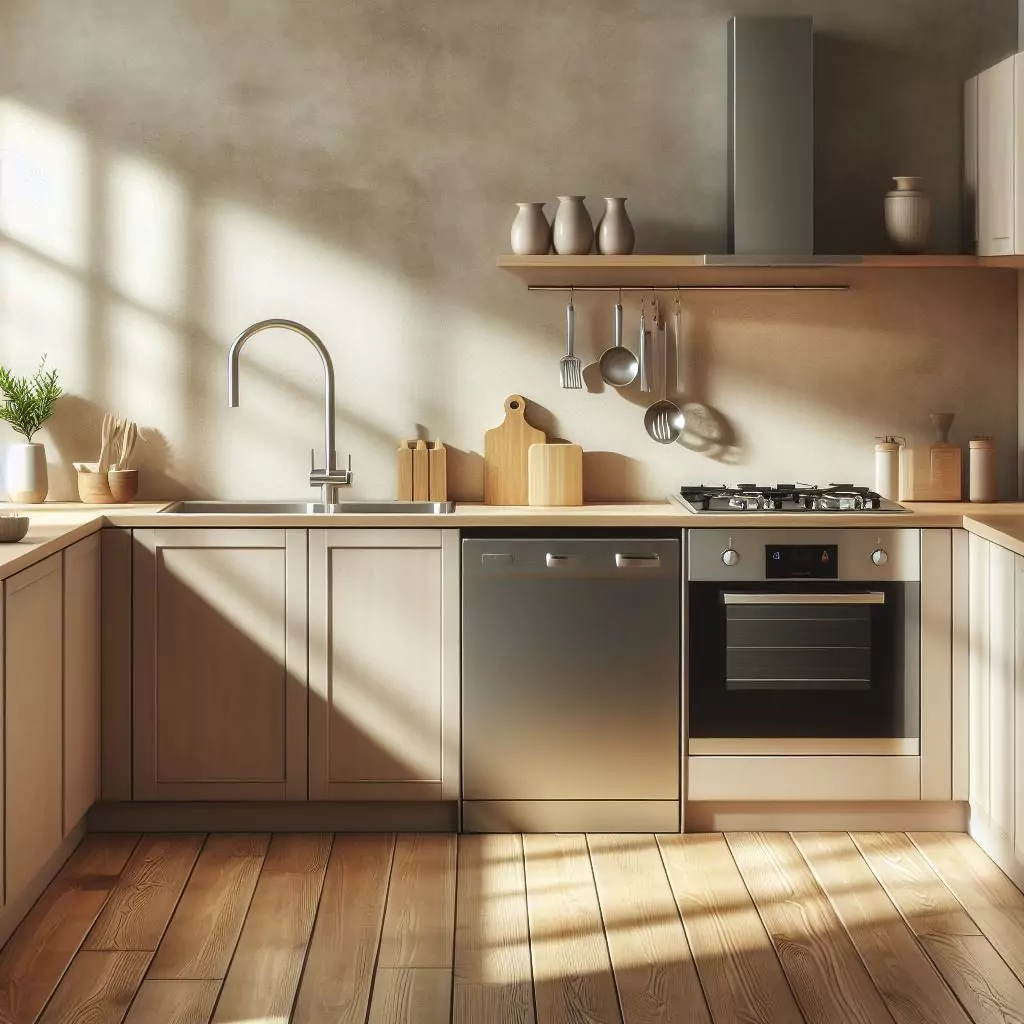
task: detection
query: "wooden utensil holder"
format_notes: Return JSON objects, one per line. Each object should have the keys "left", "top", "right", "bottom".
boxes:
{"left": 397, "top": 440, "right": 447, "bottom": 501}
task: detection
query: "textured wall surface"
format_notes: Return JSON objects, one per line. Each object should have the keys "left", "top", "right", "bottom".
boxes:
{"left": 0, "top": 0, "right": 1019, "bottom": 500}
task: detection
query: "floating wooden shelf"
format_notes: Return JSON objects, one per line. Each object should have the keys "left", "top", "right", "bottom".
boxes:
{"left": 497, "top": 253, "right": 1010, "bottom": 289}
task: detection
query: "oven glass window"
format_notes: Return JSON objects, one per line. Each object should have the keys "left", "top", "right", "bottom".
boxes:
{"left": 688, "top": 581, "right": 920, "bottom": 740}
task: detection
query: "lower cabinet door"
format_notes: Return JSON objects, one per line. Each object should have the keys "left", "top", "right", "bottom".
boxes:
{"left": 6, "top": 554, "right": 63, "bottom": 901}
{"left": 133, "top": 529, "right": 308, "bottom": 800}
{"left": 308, "top": 529, "right": 459, "bottom": 801}
{"left": 64, "top": 533, "right": 102, "bottom": 833}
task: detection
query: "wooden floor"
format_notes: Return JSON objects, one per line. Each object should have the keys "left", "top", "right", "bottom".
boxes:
{"left": 0, "top": 832, "right": 1023, "bottom": 1023}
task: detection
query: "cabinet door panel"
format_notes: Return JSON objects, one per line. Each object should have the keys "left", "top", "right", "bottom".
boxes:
{"left": 1015, "top": 554, "right": 1024, "bottom": 863}
{"left": 989, "top": 543, "right": 1015, "bottom": 841}
{"left": 310, "top": 530, "right": 458, "bottom": 801}
{"left": 969, "top": 534, "right": 990, "bottom": 817}
{"left": 64, "top": 534, "right": 101, "bottom": 832}
{"left": 978, "top": 56, "right": 1015, "bottom": 256}
{"left": 965, "top": 75, "right": 979, "bottom": 250}
{"left": 6, "top": 555, "right": 63, "bottom": 901}
{"left": 328, "top": 546, "right": 441, "bottom": 785}
{"left": 133, "top": 530, "right": 307, "bottom": 801}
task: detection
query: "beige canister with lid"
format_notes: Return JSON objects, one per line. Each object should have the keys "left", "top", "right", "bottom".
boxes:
{"left": 874, "top": 437, "right": 902, "bottom": 500}
{"left": 969, "top": 437, "right": 997, "bottom": 502}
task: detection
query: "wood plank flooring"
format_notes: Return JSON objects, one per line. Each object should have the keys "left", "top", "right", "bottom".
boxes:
{"left": 2, "top": 831, "right": 1024, "bottom": 1023}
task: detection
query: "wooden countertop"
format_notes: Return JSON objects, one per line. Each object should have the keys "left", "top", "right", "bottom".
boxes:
{"left": 0, "top": 504, "right": 170, "bottom": 582}
{"left": 1, "top": 499, "right": 1023, "bottom": 581}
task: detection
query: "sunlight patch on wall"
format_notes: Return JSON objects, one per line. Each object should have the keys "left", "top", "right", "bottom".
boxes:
{"left": 0, "top": 247, "right": 89, "bottom": 378}
{"left": 0, "top": 99, "right": 89, "bottom": 270}
{"left": 107, "top": 300, "right": 189, "bottom": 447}
{"left": 106, "top": 151, "right": 187, "bottom": 316}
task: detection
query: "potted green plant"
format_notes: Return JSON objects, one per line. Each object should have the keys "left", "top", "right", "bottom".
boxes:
{"left": 0, "top": 357, "right": 63, "bottom": 503}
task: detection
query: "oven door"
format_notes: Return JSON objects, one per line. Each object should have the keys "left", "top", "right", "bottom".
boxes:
{"left": 687, "top": 581, "right": 920, "bottom": 753}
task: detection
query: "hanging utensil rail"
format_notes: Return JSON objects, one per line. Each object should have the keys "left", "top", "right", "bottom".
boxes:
{"left": 526, "top": 284, "right": 850, "bottom": 292}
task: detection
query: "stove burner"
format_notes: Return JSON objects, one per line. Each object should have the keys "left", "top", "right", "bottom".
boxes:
{"left": 677, "top": 483, "right": 906, "bottom": 515}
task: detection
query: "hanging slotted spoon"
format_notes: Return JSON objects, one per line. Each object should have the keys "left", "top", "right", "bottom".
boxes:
{"left": 643, "top": 312, "right": 685, "bottom": 444}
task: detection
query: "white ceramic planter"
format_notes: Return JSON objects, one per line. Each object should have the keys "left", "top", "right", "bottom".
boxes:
{"left": 6, "top": 442, "right": 48, "bottom": 504}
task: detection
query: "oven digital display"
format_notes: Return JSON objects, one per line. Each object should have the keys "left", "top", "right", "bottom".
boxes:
{"left": 766, "top": 544, "right": 839, "bottom": 579}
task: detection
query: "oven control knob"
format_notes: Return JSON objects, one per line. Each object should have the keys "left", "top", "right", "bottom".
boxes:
{"left": 721, "top": 548, "right": 740, "bottom": 567}
{"left": 871, "top": 548, "right": 889, "bottom": 567}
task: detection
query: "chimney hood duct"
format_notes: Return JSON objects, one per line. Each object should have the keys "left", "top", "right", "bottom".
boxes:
{"left": 711, "top": 16, "right": 858, "bottom": 266}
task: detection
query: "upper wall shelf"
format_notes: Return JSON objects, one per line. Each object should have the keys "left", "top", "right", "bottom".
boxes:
{"left": 497, "top": 254, "right": 1019, "bottom": 289}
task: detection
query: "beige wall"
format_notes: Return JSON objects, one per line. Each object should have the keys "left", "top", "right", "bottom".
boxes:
{"left": 0, "top": 1, "right": 1019, "bottom": 501}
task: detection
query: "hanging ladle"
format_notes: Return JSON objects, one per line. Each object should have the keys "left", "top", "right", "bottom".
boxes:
{"left": 598, "top": 290, "right": 639, "bottom": 387}
{"left": 643, "top": 296, "right": 685, "bottom": 444}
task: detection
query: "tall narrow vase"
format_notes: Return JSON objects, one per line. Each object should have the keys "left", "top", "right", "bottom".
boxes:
{"left": 510, "top": 203, "right": 551, "bottom": 255}
{"left": 596, "top": 198, "right": 635, "bottom": 255}
{"left": 6, "top": 442, "right": 48, "bottom": 503}
{"left": 552, "top": 196, "right": 594, "bottom": 255}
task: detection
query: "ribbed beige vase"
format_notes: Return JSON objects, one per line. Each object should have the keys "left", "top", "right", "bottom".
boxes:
{"left": 885, "top": 176, "right": 931, "bottom": 254}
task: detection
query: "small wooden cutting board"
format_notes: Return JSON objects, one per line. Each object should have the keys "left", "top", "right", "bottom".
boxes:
{"left": 484, "top": 395, "right": 546, "bottom": 505}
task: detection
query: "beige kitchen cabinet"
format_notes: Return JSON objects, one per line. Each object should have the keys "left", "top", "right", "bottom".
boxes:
{"left": 967, "top": 53, "right": 1024, "bottom": 256}
{"left": 133, "top": 529, "right": 308, "bottom": 800}
{"left": 5, "top": 554, "right": 63, "bottom": 902}
{"left": 308, "top": 529, "right": 459, "bottom": 801}
{"left": 966, "top": 533, "right": 1024, "bottom": 888}
{"left": 63, "top": 533, "right": 101, "bottom": 833}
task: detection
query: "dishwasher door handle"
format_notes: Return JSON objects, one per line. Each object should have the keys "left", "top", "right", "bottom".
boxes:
{"left": 615, "top": 553, "right": 661, "bottom": 569}
{"left": 545, "top": 553, "right": 580, "bottom": 568}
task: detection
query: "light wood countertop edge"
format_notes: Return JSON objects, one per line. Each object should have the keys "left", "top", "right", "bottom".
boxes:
{"left": 0, "top": 500, "right": 1023, "bottom": 582}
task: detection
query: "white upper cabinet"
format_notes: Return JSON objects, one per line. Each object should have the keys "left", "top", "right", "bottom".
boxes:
{"left": 970, "top": 53, "right": 1020, "bottom": 256}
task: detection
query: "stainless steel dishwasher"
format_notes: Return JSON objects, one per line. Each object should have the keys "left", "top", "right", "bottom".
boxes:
{"left": 462, "top": 533, "right": 681, "bottom": 833}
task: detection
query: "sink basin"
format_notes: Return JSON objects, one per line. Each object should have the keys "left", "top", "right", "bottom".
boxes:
{"left": 161, "top": 500, "right": 454, "bottom": 515}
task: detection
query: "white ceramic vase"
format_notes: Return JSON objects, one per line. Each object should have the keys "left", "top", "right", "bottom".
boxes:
{"left": 510, "top": 202, "right": 551, "bottom": 255}
{"left": 885, "top": 176, "right": 931, "bottom": 254}
{"left": 6, "top": 442, "right": 48, "bottom": 504}
{"left": 596, "top": 197, "right": 635, "bottom": 255}
{"left": 552, "top": 196, "right": 594, "bottom": 255}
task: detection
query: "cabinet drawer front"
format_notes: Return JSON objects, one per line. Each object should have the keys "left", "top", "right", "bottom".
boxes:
{"left": 687, "top": 755, "right": 921, "bottom": 802}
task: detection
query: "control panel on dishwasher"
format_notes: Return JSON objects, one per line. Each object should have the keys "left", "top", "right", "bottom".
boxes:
{"left": 687, "top": 529, "right": 921, "bottom": 755}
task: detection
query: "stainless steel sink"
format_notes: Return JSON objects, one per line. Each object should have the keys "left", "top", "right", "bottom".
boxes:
{"left": 160, "top": 500, "right": 454, "bottom": 515}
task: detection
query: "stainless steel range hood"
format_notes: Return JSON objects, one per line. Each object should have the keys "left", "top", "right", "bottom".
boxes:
{"left": 712, "top": 16, "right": 859, "bottom": 266}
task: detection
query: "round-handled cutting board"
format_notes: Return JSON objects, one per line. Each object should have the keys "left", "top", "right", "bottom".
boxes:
{"left": 484, "top": 395, "right": 546, "bottom": 505}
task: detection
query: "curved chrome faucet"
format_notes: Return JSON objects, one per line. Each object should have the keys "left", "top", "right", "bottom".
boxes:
{"left": 228, "top": 318, "right": 352, "bottom": 503}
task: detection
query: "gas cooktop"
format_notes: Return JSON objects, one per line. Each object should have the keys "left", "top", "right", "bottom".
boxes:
{"left": 673, "top": 484, "right": 910, "bottom": 514}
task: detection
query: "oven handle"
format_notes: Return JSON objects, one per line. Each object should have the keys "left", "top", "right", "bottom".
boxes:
{"left": 722, "top": 592, "right": 885, "bottom": 606}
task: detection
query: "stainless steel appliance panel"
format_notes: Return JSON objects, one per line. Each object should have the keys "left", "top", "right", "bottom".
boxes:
{"left": 462, "top": 537, "right": 680, "bottom": 803}
{"left": 688, "top": 528, "right": 921, "bottom": 582}
{"left": 728, "top": 16, "right": 814, "bottom": 255}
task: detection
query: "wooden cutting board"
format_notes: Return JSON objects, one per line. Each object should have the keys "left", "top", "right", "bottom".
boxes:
{"left": 529, "top": 443, "right": 583, "bottom": 506}
{"left": 484, "top": 395, "right": 546, "bottom": 505}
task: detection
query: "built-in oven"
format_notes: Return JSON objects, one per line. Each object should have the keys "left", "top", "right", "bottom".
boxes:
{"left": 687, "top": 529, "right": 921, "bottom": 755}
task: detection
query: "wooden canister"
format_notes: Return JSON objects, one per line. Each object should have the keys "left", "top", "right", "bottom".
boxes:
{"left": 528, "top": 443, "right": 583, "bottom": 507}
